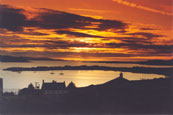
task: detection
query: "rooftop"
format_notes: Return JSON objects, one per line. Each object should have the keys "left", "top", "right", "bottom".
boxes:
{"left": 41, "top": 80, "right": 66, "bottom": 90}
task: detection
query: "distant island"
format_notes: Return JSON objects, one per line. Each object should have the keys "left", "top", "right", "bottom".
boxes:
{"left": 4, "top": 65, "right": 173, "bottom": 77}
{"left": 0, "top": 55, "right": 65, "bottom": 62}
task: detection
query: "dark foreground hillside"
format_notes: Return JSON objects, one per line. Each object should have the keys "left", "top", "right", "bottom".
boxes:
{"left": 0, "top": 77, "right": 172, "bottom": 114}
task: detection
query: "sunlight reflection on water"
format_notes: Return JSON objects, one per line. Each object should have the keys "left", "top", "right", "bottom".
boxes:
{"left": 0, "top": 61, "right": 166, "bottom": 90}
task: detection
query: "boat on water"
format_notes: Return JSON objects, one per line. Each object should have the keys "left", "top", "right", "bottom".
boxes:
{"left": 59, "top": 73, "right": 64, "bottom": 75}
{"left": 50, "top": 72, "right": 54, "bottom": 74}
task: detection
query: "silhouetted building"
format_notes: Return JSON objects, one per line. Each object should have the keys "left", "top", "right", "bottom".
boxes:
{"left": 67, "top": 81, "right": 76, "bottom": 89}
{"left": 18, "top": 83, "right": 41, "bottom": 95}
{"left": 0, "top": 78, "right": 3, "bottom": 96}
{"left": 3, "top": 92, "right": 15, "bottom": 96}
{"left": 103, "top": 72, "right": 129, "bottom": 87}
{"left": 41, "top": 80, "right": 68, "bottom": 95}
{"left": 28, "top": 83, "right": 34, "bottom": 90}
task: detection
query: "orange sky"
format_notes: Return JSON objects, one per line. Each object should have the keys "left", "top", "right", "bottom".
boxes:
{"left": 0, "top": 0, "right": 172, "bottom": 61}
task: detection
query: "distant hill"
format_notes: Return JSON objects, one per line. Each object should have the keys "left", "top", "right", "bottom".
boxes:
{"left": 85, "top": 59, "right": 173, "bottom": 66}
{"left": 0, "top": 55, "right": 65, "bottom": 62}
{"left": 137, "top": 59, "right": 172, "bottom": 66}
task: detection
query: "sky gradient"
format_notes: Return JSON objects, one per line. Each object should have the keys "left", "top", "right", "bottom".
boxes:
{"left": 0, "top": 0, "right": 172, "bottom": 61}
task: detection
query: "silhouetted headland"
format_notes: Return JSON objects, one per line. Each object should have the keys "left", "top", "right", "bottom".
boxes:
{"left": 0, "top": 73, "right": 172, "bottom": 114}
{"left": 4, "top": 65, "right": 173, "bottom": 77}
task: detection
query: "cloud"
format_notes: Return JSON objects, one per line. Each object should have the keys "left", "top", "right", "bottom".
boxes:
{"left": 140, "top": 28, "right": 156, "bottom": 30}
{"left": 106, "top": 36, "right": 171, "bottom": 56}
{"left": 0, "top": 5, "right": 27, "bottom": 31}
{"left": 0, "top": 5, "right": 171, "bottom": 61}
{"left": 25, "top": 32, "right": 49, "bottom": 36}
{"left": 55, "top": 30, "right": 104, "bottom": 38}
{"left": 32, "top": 8, "right": 127, "bottom": 31}
{"left": 112, "top": 0, "right": 172, "bottom": 16}
{"left": 126, "top": 32, "right": 163, "bottom": 39}
{"left": 45, "top": 40, "right": 90, "bottom": 48}
{"left": 96, "top": 19, "right": 127, "bottom": 31}
{"left": 69, "top": 8, "right": 112, "bottom": 13}
{"left": 0, "top": 5, "right": 127, "bottom": 32}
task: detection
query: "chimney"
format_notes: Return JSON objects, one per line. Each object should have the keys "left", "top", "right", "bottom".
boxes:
{"left": 120, "top": 72, "right": 123, "bottom": 78}
{"left": 52, "top": 80, "right": 56, "bottom": 83}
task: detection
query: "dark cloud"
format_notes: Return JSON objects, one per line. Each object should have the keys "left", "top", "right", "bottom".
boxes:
{"left": 0, "top": 35, "right": 29, "bottom": 44}
{"left": 106, "top": 36, "right": 154, "bottom": 46}
{"left": 105, "top": 35, "right": 171, "bottom": 56}
{"left": 45, "top": 40, "right": 90, "bottom": 48}
{"left": 0, "top": 38, "right": 91, "bottom": 49}
{"left": 140, "top": 28, "right": 156, "bottom": 30}
{"left": 26, "top": 32, "right": 49, "bottom": 36}
{"left": 106, "top": 41, "right": 172, "bottom": 55}
{"left": 127, "top": 32, "right": 163, "bottom": 39}
{"left": 55, "top": 30, "right": 104, "bottom": 38}
{"left": 129, "top": 44, "right": 172, "bottom": 54}
{"left": 32, "top": 10, "right": 91, "bottom": 29}
{"left": 32, "top": 9, "right": 127, "bottom": 30}
{"left": 96, "top": 19, "right": 127, "bottom": 31}
{"left": 121, "top": 37, "right": 151, "bottom": 43}
{"left": 0, "top": 5, "right": 26, "bottom": 31}
{"left": 0, "top": 5, "right": 127, "bottom": 32}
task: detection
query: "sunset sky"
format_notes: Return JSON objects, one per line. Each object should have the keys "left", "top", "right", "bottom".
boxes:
{"left": 0, "top": 0, "right": 172, "bottom": 61}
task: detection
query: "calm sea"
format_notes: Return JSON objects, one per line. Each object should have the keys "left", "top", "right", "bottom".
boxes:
{"left": 0, "top": 61, "right": 170, "bottom": 92}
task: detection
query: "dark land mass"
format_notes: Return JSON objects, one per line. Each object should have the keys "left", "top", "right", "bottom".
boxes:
{"left": 4, "top": 65, "right": 173, "bottom": 77}
{"left": 0, "top": 77, "right": 172, "bottom": 114}
{"left": 0, "top": 55, "right": 65, "bottom": 62}
{"left": 0, "top": 55, "right": 172, "bottom": 66}
{"left": 84, "top": 59, "right": 173, "bottom": 66}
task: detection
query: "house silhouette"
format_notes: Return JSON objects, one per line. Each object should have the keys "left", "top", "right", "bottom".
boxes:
{"left": 103, "top": 72, "right": 129, "bottom": 87}
{"left": 41, "top": 80, "right": 68, "bottom": 95}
